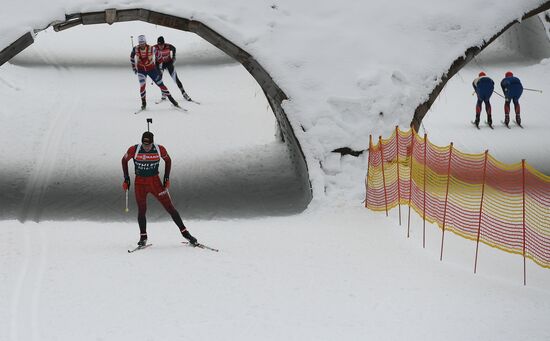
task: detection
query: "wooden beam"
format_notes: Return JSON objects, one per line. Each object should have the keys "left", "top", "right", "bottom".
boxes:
{"left": 0, "top": 32, "right": 34, "bottom": 66}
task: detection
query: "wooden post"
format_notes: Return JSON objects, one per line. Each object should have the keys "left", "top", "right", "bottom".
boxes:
{"left": 440, "top": 143, "right": 454, "bottom": 261}
{"left": 365, "top": 135, "right": 373, "bottom": 208}
{"left": 407, "top": 130, "right": 415, "bottom": 238}
{"left": 423, "top": 133, "right": 427, "bottom": 249}
{"left": 396, "top": 126, "right": 402, "bottom": 225}
{"left": 522, "top": 159, "right": 526, "bottom": 286}
{"left": 474, "top": 150, "right": 489, "bottom": 274}
{"left": 379, "top": 136, "right": 389, "bottom": 216}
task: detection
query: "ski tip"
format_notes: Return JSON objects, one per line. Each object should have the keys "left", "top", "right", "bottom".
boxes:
{"left": 182, "top": 241, "right": 219, "bottom": 252}
{"left": 128, "top": 243, "right": 152, "bottom": 253}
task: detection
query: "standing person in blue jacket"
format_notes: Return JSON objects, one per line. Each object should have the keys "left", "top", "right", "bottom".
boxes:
{"left": 501, "top": 71, "right": 524, "bottom": 127}
{"left": 472, "top": 71, "right": 494, "bottom": 128}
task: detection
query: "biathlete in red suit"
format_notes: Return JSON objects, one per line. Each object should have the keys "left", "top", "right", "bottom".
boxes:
{"left": 154, "top": 36, "right": 194, "bottom": 102}
{"left": 122, "top": 131, "right": 198, "bottom": 247}
{"left": 130, "top": 35, "right": 179, "bottom": 110}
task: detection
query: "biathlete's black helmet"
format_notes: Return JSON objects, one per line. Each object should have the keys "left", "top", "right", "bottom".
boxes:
{"left": 157, "top": 36, "right": 165, "bottom": 44}
{"left": 142, "top": 131, "right": 154, "bottom": 144}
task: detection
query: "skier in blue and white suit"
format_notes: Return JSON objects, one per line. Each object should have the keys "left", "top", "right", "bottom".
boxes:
{"left": 472, "top": 71, "right": 494, "bottom": 128}
{"left": 500, "top": 71, "right": 523, "bottom": 126}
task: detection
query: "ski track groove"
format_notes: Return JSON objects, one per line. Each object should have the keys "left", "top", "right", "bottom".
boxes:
{"left": 9, "top": 225, "right": 48, "bottom": 341}
{"left": 31, "top": 228, "right": 47, "bottom": 341}
{"left": 9, "top": 224, "right": 31, "bottom": 341}
{"left": 12, "top": 50, "right": 73, "bottom": 340}
{"left": 18, "top": 58, "right": 81, "bottom": 223}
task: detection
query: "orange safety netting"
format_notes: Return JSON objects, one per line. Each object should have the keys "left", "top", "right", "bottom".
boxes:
{"left": 365, "top": 127, "right": 550, "bottom": 271}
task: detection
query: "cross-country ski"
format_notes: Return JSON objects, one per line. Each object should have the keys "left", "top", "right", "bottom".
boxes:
{"left": 182, "top": 241, "right": 219, "bottom": 252}
{"left": 127, "top": 243, "right": 153, "bottom": 253}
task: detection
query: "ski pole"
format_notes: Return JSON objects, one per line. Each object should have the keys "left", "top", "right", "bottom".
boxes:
{"left": 125, "top": 189, "right": 129, "bottom": 212}
{"left": 130, "top": 36, "right": 134, "bottom": 47}
{"left": 524, "top": 88, "right": 543, "bottom": 93}
{"left": 493, "top": 90, "right": 505, "bottom": 99}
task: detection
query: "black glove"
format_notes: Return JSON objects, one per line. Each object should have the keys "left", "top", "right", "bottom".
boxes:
{"left": 122, "top": 176, "right": 131, "bottom": 191}
{"left": 163, "top": 176, "right": 170, "bottom": 189}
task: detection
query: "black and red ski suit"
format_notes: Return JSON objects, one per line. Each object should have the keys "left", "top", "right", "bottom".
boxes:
{"left": 122, "top": 143, "right": 188, "bottom": 237}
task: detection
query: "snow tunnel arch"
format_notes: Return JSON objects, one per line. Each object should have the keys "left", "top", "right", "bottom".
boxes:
{"left": 0, "top": 8, "right": 312, "bottom": 208}
{"left": 410, "top": 1, "right": 550, "bottom": 132}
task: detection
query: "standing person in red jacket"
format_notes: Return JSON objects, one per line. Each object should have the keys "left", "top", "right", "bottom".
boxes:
{"left": 130, "top": 34, "right": 179, "bottom": 110}
{"left": 154, "top": 36, "right": 195, "bottom": 102}
{"left": 122, "top": 131, "right": 198, "bottom": 247}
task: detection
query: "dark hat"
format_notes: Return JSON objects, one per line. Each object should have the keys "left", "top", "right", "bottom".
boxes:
{"left": 157, "top": 36, "right": 165, "bottom": 44}
{"left": 142, "top": 131, "right": 154, "bottom": 144}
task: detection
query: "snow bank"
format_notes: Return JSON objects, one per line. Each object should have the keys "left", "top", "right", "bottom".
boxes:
{"left": 1, "top": 0, "right": 547, "bottom": 202}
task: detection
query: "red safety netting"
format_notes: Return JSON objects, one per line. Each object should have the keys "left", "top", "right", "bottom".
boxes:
{"left": 365, "top": 127, "right": 550, "bottom": 279}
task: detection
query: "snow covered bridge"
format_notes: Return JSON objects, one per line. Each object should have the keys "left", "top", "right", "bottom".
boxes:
{"left": 1, "top": 1, "right": 550, "bottom": 210}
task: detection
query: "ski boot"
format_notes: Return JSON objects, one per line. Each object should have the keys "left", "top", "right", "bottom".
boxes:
{"left": 516, "top": 115, "right": 522, "bottom": 127}
{"left": 167, "top": 95, "right": 179, "bottom": 107}
{"left": 141, "top": 98, "right": 147, "bottom": 110}
{"left": 182, "top": 92, "right": 192, "bottom": 102}
{"left": 181, "top": 229, "right": 198, "bottom": 246}
{"left": 138, "top": 233, "right": 148, "bottom": 247}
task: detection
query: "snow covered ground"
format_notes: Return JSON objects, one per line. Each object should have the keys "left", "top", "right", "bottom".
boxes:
{"left": 1, "top": 15, "right": 549, "bottom": 341}
{"left": 2, "top": 207, "right": 550, "bottom": 341}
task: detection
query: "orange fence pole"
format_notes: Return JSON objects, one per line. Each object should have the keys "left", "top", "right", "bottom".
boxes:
{"left": 379, "top": 136, "right": 388, "bottom": 216}
{"left": 407, "top": 130, "right": 415, "bottom": 238}
{"left": 396, "top": 126, "right": 402, "bottom": 225}
{"left": 440, "top": 143, "right": 453, "bottom": 261}
{"left": 522, "top": 159, "right": 526, "bottom": 286}
{"left": 365, "top": 135, "right": 373, "bottom": 208}
{"left": 474, "top": 150, "right": 489, "bottom": 274}
{"left": 423, "top": 133, "right": 427, "bottom": 249}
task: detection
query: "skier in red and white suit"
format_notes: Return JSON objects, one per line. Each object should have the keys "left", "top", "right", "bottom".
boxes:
{"left": 122, "top": 131, "right": 198, "bottom": 247}
{"left": 130, "top": 35, "right": 179, "bottom": 110}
